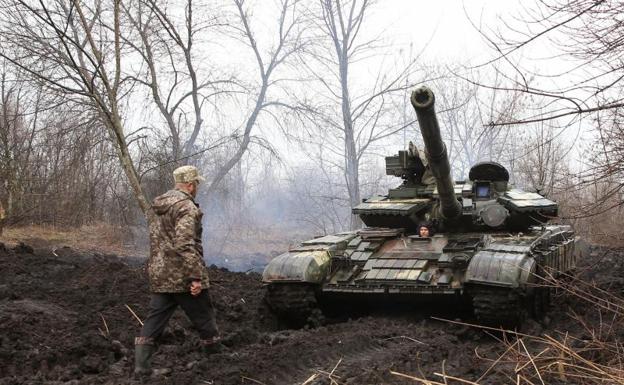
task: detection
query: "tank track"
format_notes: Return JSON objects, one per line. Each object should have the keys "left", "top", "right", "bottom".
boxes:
{"left": 471, "top": 286, "right": 529, "bottom": 327}
{"left": 264, "top": 283, "right": 324, "bottom": 327}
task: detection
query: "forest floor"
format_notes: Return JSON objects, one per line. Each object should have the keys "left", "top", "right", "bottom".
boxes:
{"left": 0, "top": 224, "right": 304, "bottom": 273}
{"left": 1, "top": 238, "right": 624, "bottom": 385}
{"left": 0, "top": 224, "right": 146, "bottom": 257}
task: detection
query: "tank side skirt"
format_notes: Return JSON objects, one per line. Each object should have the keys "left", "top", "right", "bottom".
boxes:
{"left": 468, "top": 225, "right": 577, "bottom": 325}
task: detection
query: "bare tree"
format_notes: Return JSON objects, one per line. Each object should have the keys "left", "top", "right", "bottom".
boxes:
{"left": 121, "top": 0, "right": 237, "bottom": 163}
{"left": 472, "top": 0, "right": 624, "bottom": 123}
{"left": 515, "top": 121, "right": 569, "bottom": 196}
{"left": 0, "top": 0, "right": 306, "bottom": 229}
{"left": 288, "top": 142, "right": 351, "bottom": 234}
{"left": 588, "top": 107, "right": 624, "bottom": 203}
{"left": 0, "top": 0, "right": 156, "bottom": 223}
{"left": 427, "top": 75, "right": 527, "bottom": 179}
{"left": 302, "top": 0, "right": 420, "bottom": 229}
{"left": 473, "top": 0, "right": 624, "bottom": 214}
{"left": 121, "top": 0, "right": 305, "bottom": 197}
{"left": 0, "top": 64, "right": 32, "bottom": 221}
{"left": 204, "top": 0, "right": 307, "bottom": 195}
{"left": 0, "top": 61, "right": 127, "bottom": 227}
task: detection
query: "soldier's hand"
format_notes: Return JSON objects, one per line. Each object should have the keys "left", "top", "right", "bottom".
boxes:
{"left": 190, "top": 280, "right": 202, "bottom": 296}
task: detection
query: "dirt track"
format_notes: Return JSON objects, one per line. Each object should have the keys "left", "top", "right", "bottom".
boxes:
{"left": 1, "top": 241, "right": 623, "bottom": 385}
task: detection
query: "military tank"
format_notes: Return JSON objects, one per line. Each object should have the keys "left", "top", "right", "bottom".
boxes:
{"left": 263, "top": 86, "right": 581, "bottom": 327}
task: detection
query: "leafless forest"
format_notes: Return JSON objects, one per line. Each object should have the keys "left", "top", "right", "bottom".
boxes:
{"left": 0, "top": 0, "right": 622, "bottom": 268}
{"left": 3, "top": 1, "right": 624, "bottom": 385}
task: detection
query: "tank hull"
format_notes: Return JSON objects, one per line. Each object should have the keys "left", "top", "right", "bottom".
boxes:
{"left": 263, "top": 225, "right": 579, "bottom": 326}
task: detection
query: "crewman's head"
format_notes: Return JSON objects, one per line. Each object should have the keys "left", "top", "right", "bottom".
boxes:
{"left": 418, "top": 222, "right": 433, "bottom": 238}
{"left": 173, "top": 165, "right": 205, "bottom": 197}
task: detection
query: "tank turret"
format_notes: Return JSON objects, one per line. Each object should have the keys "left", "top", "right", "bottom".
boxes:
{"left": 354, "top": 86, "right": 559, "bottom": 232}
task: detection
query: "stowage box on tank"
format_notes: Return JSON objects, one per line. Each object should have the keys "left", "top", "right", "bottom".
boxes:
{"left": 262, "top": 86, "right": 581, "bottom": 327}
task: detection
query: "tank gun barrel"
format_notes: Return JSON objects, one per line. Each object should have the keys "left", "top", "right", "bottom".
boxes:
{"left": 410, "top": 86, "right": 462, "bottom": 220}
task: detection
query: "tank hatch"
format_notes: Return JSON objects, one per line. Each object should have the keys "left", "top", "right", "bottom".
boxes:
{"left": 469, "top": 162, "right": 510, "bottom": 182}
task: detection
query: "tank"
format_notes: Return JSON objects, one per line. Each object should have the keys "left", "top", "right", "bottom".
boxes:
{"left": 262, "top": 86, "right": 582, "bottom": 327}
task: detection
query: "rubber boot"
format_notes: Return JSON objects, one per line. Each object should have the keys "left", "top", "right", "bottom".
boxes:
{"left": 135, "top": 337, "right": 173, "bottom": 379}
{"left": 134, "top": 342, "right": 155, "bottom": 377}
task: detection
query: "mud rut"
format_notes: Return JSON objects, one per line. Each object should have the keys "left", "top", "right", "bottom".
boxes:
{"left": 1, "top": 241, "right": 623, "bottom": 385}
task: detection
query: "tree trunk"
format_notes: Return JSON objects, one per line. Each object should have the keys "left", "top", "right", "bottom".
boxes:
{"left": 344, "top": 130, "right": 361, "bottom": 229}
{"left": 339, "top": 54, "right": 361, "bottom": 230}
{"left": 104, "top": 109, "right": 156, "bottom": 227}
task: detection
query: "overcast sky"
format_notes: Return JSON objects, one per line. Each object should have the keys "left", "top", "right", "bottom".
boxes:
{"left": 378, "top": 0, "right": 524, "bottom": 62}
{"left": 376, "top": 0, "right": 591, "bottom": 166}
{"left": 127, "top": 0, "right": 590, "bottom": 176}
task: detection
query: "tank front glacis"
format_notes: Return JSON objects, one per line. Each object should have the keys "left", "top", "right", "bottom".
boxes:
{"left": 262, "top": 86, "right": 580, "bottom": 328}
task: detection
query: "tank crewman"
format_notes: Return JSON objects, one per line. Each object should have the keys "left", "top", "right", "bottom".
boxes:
{"left": 418, "top": 222, "right": 434, "bottom": 238}
{"left": 134, "top": 165, "right": 224, "bottom": 377}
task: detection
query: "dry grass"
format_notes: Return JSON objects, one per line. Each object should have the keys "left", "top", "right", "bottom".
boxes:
{"left": 393, "top": 266, "right": 624, "bottom": 385}
{"left": 0, "top": 222, "right": 146, "bottom": 256}
{"left": 394, "top": 316, "right": 624, "bottom": 385}
{"left": 300, "top": 358, "right": 344, "bottom": 385}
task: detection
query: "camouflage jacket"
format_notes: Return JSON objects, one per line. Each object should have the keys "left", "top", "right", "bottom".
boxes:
{"left": 147, "top": 189, "right": 210, "bottom": 293}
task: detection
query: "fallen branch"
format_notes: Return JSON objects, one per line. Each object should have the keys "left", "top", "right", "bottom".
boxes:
{"left": 125, "top": 304, "right": 144, "bottom": 326}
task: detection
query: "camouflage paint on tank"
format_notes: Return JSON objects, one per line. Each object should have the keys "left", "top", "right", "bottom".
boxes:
{"left": 262, "top": 250, "right": 330, "bottom": 283}
{"left": 262, "top": 233, "right": 356, "bottom": 283}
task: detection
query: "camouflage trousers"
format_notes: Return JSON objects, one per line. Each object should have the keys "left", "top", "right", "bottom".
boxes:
{"left": 137, "top": 290, "right": 219, "bottom": 343}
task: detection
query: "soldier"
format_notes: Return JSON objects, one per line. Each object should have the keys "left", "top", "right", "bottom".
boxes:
{"left": 134, "top": 165, "right": 224, "bottom": 377}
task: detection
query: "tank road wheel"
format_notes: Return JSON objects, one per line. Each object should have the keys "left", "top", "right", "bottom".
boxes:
{"left": 264, "top": 283, "right": 325, "bottom": 328}
{"left": 470, "top": 286, "right": 530, "bottom": 329}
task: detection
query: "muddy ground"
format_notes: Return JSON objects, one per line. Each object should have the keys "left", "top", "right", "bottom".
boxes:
{"left": 1, "top": 241, "right": 623, "bottom": 385}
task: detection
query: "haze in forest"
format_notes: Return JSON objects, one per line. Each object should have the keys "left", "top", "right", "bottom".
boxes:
{"left": 0, "top": 0, "right": 621, "bottom": 270}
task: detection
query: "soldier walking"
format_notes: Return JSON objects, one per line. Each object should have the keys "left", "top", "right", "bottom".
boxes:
{"left": 134, "top": 165, "right": 224, "bottom": 377}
